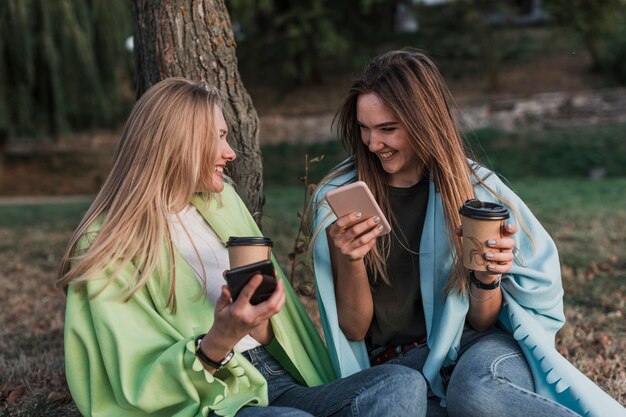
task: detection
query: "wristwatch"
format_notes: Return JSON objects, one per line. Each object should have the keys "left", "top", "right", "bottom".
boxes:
{"left": 195, "top": 334, "right": 234, "bottom": 370}
{"left": 469, "top": 270, "right": 501, "bottom": 290}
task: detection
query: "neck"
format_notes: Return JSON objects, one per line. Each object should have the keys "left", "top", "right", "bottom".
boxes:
{"left": 387, "top": 164, "right": 425, "bottom": 188}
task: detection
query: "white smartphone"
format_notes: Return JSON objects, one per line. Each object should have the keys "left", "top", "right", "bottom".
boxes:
{"left": 324, "top": 181, "right": 392, "bottom": 235}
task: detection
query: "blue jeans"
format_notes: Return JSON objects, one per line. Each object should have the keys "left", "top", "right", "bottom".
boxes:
{"left": 389, "top": 326, "right": 580, "bottom": 417}
{"left": 226, "top": 345, "right": 427, "bottom": 417}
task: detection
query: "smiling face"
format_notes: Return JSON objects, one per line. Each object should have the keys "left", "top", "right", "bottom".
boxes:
{"left": 209, "top": 106, "right": 236, "bottom": 192}
{"left": 357, "top": 93, "right": 421, "bottom": 187}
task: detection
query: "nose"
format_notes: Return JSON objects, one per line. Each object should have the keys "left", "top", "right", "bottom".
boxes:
{"left": 367, "top": 132, "right": 384, "bottom": 153}
{"left": 224, "top": 142, "right": 236, "bottom": 161}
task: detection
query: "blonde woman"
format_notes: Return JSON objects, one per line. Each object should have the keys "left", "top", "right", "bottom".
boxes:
{"left": 311, "top": 50, "right": 625, "bottom": 417}
{"left": 59, "top": 78, "right": 428, "bottom": 417}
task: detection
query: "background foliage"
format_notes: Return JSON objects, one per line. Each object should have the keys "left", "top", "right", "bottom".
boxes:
{"left": 0, "top": 0, "right": 133, "bottom": 138}
{"left": 545, "top": 0, "right": 626, "bottom": 80}
{"left": 3, "top": 0, "right": 626, "bottom": 138}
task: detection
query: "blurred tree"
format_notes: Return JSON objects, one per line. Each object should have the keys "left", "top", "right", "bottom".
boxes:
{"left": 545, "top": 0, "right": 626, "bottom": 70}
{"left": 450, "top": 0, "right": 519, "bottom": 92}
{"left": 229, "top": 0, "right": 399, "bottom": 85}
{"left": 0, "top": 0, "right": 133, "bottom": 137}
{"left": 132, "top": 0, "right": 264, "bottom": 217}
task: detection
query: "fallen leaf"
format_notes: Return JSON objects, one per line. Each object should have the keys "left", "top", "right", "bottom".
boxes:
{"left": 47, "top": 391, "right": 72, "bottom": 403}
{"left": 51, "top": 374, "right": 66, "bottom": 387}
{"left": 7, "top": 386, "right": 26, "bottom": 404}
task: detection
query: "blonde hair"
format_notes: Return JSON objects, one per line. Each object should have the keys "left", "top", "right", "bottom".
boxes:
{"left": 321, "top": 49, "right": 527, "bottom": 294}
{"left": 58, "top": 78, "right": 223, "bottom": 309}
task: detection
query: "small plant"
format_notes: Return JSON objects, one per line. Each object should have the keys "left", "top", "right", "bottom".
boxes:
{"left": 287, "top": 153, "right": 324, "bottom": 295}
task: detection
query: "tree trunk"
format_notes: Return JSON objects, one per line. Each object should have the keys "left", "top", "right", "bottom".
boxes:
{"left": 132, "top": 0, "right": 264, "bottom": 220}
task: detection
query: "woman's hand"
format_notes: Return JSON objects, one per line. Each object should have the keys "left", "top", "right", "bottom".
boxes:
{"left": 455, "top": 223, "right": 518, "bottom": 282}
{"left": 327, "top": 211, "right": 384, "bottom": 261}
{"left": 201, "top": 275, "right": 286, "bottom": 360}
{"left": 474, "top": 222, "right": 517, "bottom": 281}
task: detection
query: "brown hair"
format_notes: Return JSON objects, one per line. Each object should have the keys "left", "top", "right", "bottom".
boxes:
{"left": 58, "top": 78, "right": 223, "bottom": 308}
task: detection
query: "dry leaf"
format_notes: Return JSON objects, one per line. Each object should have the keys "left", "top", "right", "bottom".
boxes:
{"left": 7, "top": 386, "right": 26, "bottom": 404}
{"left": 51, "top": 374, "right": 66, "bottom": 387}
{"left": 47, "top": 391, "right": 72, "bottom": 403}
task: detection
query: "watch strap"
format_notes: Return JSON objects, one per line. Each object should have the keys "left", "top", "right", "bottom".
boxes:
{"left": 195, "top": 334, "right": 234, "bottom": 370}
{"left": 469, "top": 270, "right": 501, "bottom": 290}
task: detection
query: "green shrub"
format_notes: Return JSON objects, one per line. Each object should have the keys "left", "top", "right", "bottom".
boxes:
{"left": 467, "top": 123, "right": 626, "bottom": 178}
{"left": 603, "top": 25, "right": 626, "bottom": 83}
{"left": 262, "top": 123, "right": 626, "bottom": 186}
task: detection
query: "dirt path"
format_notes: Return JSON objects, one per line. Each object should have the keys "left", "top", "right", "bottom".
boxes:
{"left": 0, "top": 194, "right": 93, "bottom": 206}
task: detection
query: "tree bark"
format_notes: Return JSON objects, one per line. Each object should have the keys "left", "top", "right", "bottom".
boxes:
{"left": 132, "top": 0, "right": 264, "bottom": 219}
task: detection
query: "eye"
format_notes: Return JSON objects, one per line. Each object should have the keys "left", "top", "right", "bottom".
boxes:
{"left": 381, "top": 127, "right": 396, "bottom": 133}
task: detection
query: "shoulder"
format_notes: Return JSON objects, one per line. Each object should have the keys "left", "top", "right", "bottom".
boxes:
{"left": 195, "top": 183, "right": 246, "bottom": 212}
{"left": 469, "top": 160, "right": 512, "bottom": 198}
{"left": 75, "top": 215, "right": 106, "bottom": 254}
{"left": 315, "top": 165, "right": 357, "bottom": 201}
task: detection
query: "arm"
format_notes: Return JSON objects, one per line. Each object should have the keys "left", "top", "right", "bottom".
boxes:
{"left": 326, "top": 212, "right": 383, "bottom": 340}
{"left": 465, "top": 223, "right": 517, "bottom": 332}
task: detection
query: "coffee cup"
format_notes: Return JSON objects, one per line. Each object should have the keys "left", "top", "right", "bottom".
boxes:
{"left": 225, "top": 236, "right": 273, "bottom": 269}
{"left": 459, "top": 199, "right": 510, "bottom": 271}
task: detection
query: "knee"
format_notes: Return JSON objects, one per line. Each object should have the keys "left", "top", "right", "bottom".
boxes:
{"left": 357, "top": 365, "right": 427, "bottom": 416}
{"left": 379, "top": 364, "right": 427, "bottom": 397}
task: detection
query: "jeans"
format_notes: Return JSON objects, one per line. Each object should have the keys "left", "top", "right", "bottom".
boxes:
{"left": 226, "top": 345, "right": 428, "bottom": 417}
{"left": 388, "top": 326, "right": 580, "bottom": 417}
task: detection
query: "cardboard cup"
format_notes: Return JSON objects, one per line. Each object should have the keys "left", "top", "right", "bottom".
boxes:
{"left": 225, "top": 237, "right": 273, "bottom": 269}
{"left": 460, "top": 200, "right": 510, "bottom": 271}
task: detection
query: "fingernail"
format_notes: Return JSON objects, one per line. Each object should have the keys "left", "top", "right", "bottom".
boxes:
{"left": 373, "top": 216, "right": 381, "bottom": 223}
{"left": 485, "top": 252, "right": 494, "bottom": 259}
{"left": 355, "top": 212, "right": 362, "bottom": 219}
{"left": 487, "top": 265, "right": 496, "bottom": 271}
{"left": 506, "top": 224, "right": 513, "bottom": 231}
{"left": 377, "top": 225, "right": 384, "bottom": 232}
{"left": 487, "top": 239, "right": 496, "bottom": 246}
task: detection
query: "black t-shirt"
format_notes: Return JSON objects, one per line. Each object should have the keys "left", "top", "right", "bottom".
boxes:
{"left": 365, "top": 180, "right": 429, "bottom": 350}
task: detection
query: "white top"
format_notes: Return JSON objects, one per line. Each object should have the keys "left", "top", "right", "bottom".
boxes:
{"left": 169, "top": 205, "right": 260, "bottom": 352}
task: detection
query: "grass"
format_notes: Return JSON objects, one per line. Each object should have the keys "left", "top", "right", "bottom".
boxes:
{"left": 1, "top": 179, "right": 625, "bottom": 415}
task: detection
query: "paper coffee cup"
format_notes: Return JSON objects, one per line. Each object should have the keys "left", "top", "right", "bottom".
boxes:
{"left": 459, "top": 199, "right": 510, "bottom": 271}
{"left": 225, "top": 236, "right": 273, "bottom": 268}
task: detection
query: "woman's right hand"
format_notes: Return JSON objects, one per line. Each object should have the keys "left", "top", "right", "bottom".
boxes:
{"left": 201, "top": 275, "right": 285, "bottom": 361}
{"left": 327, "top": 211, "right": 384, "bottom": 261}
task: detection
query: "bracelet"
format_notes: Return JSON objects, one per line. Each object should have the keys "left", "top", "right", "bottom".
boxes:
{"left": 469, "top": 270, "right": 501, "bottom": 290}
{"left": 468, "top": 284, "right": 499, "bottom": 302}
{"left": 195, "top": 334, "right": 234, "bottom": 371}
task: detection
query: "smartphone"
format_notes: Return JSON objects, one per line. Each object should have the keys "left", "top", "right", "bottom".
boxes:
{"left": 324, "top": 181, "right": 391, "bottom": 235}
{"left": 224, "top": 259, "right": 277, "bottom": 305}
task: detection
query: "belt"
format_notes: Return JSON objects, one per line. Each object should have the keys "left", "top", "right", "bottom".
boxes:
{"left": 369, "top": 336, "right": 427, "bottom": 366}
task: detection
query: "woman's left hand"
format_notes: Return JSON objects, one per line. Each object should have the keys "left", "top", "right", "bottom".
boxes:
{"left": 479, "top": 223, "right": 517, "bottom": 279}
{"left": 456, "top": 223, "right": 518, "bottom": 280}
